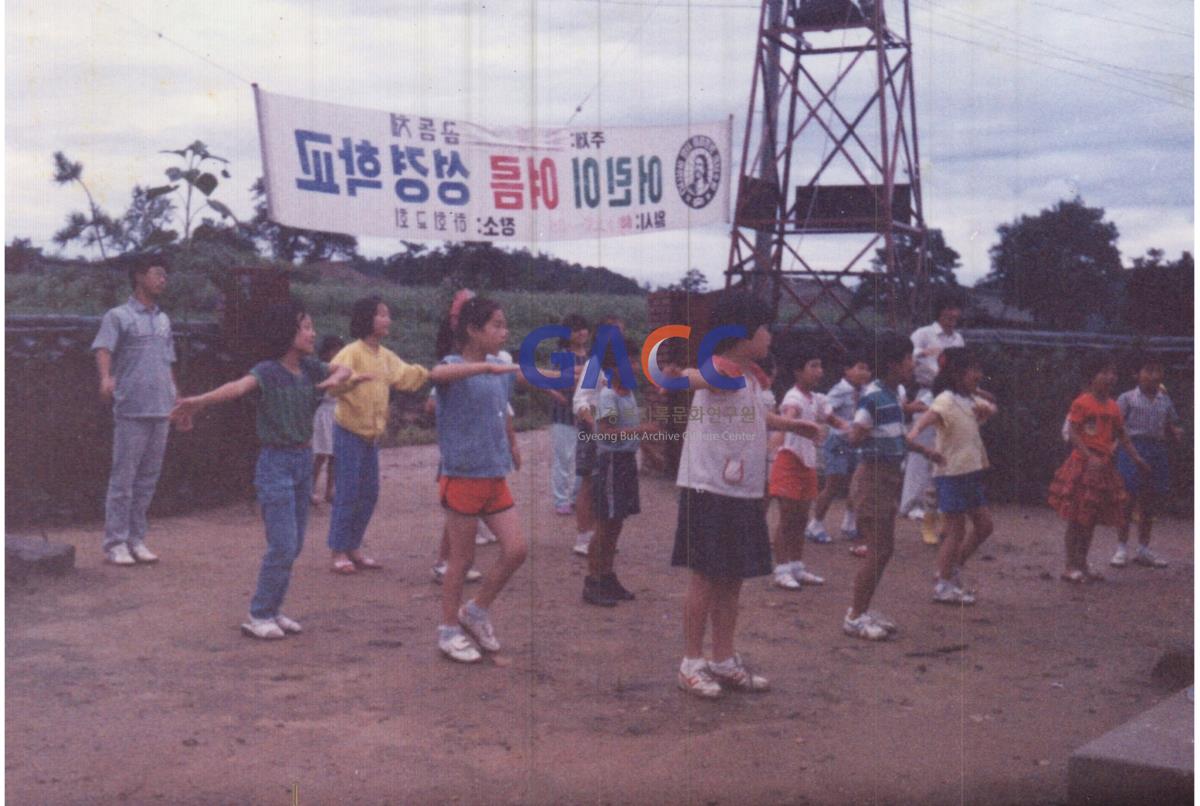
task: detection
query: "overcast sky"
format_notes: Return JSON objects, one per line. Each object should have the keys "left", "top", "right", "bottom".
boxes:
{"left": 6, "top": 0, "right": 1194, "bottom": 289}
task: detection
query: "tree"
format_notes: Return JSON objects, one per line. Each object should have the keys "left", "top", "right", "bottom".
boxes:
{"left": 51, "top": 152, "right": 121, "bottom": 260}
{"left": 854, "top": 228, "right": 960, "bottom": 314}
{"left": 985, "top": 197, "right": 1123, "bottom": 331}
{"left": 6, "top": 238, "right": 43, "bottom": 274}
{"left": 1121, "top": 250, "right": 1193, "bottom": 336}
{"left": 113, "top": 185, "right": 178, "bottom": 253}
{"left": 660, "top": 268, "right": 709, "bottom": 293}
{"left": 246, "top": 177, "right": 359, "bottom": 264}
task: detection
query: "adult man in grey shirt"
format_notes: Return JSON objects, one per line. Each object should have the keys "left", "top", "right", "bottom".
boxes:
{"left": 91, "top": 255, "right": 178, "bottom": 565}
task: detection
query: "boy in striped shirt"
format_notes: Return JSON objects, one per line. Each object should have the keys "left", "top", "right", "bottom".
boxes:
{"left": 842, "top": 335, "right": 942, "bottom": 640}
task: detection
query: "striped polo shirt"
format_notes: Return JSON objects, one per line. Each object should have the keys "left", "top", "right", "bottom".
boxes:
{"left": 1117, "top": 387, "right": 1179, "bottom": 441}
{"left": 852, "top": 380, "right": 906, "bottom": 464}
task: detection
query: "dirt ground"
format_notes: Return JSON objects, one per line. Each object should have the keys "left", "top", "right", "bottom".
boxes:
{"left": 6, "top": 428, "right": 1194, "bottom": 805}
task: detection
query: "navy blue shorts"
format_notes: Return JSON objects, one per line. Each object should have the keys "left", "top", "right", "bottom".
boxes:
{"left": 821, "top": 433, "right": 858, "bottom": 477}
{"left": 593, "top": 451, "right": 640, "bottom": 521}
{"left": 935, "top": 471, "right": 988, "bottom": 515}
{"left": 1117, "top": 437, "right": 1171, "bottom": 497}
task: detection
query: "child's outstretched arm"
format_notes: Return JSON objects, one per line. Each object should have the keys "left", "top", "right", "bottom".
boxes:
{"left": 430, "top": 361, "right": 518, "bottom": 384}
{"left": 906, "top": 408, "right": 942, "bottom": 444}
{"left": 316, "top": 364, "right": 356, "bottom": 391}
{"left": 766, "top": 411, "right": 821, "bottom": 438}
{"left": 906, "top": 410, "right": 946, "bottom": 465}
{"left": 170, "top": 375, "right": 259, "bottom": 430}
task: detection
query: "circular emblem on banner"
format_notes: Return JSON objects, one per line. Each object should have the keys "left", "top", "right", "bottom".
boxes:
{"left": 675, "top": 135, "right": 722, "bottom": 209}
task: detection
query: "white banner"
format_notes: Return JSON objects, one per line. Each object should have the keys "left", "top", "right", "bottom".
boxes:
{"left": 254, "top": 87, "right": 731, "bottom": 243}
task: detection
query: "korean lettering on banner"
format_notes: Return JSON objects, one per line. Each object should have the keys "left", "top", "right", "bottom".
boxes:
{"left": 293, "top": 115, "right": 469, "bottom": 211}
{"left": 487, "top": 156, "right": 559, "bottom": 211}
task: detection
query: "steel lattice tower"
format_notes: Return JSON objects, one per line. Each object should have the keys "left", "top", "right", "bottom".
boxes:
{"left": 725, "top": 0, "right": 927, "bottom": 347}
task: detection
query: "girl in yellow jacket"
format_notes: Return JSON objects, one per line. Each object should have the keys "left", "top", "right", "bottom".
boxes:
{"left": 325, "top": 296, "right": 433, "bottom": 574}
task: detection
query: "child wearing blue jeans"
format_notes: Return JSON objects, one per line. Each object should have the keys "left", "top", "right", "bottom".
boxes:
{"left": 172, "top": 300, "right": 362, "bottom": 639}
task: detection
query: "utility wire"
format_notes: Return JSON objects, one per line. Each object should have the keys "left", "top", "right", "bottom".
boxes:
{"left": 564, "top": 0, "right": 670, "bottom": 125}
{"left": 914, "top": 24, "right": 1191, "bottom": 110}
{"left": 916, "top": 0, "right": 1192, "bottom": 94}
{"left": 95, "top": 0, "right": 254, "bottom": 86}
{"left": 1032, "top": 0, "right": 1192, "bottom": 39}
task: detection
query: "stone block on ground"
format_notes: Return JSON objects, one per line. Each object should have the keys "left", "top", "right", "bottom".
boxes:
{"left": 6, "top": 536, "right": 75, "bottom": 581}
{"left": 1068, "top": 688, "right": 1193, "bottom": 806}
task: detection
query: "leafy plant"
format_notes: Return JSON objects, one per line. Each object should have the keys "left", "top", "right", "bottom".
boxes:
{"left": 148, "top": 140, "right": 235, "bottom": 243}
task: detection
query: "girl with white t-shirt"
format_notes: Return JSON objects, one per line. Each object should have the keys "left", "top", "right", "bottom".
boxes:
{"left": 907, "top": 348, "right": 997, "bottom": 605}
{"left": 671, "top": 292, "right": 820, "bottom": 699}
{"left": 766, "top": 347, "right": 847, "bottom": 590}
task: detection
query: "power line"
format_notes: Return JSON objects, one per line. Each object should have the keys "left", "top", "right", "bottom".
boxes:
{"left": 1032, "top": 0, "right": 1193, "bottom": 39}
{"left": 919, "top": 0, "right": 1192, "bottom": 85}
{"left": 564, "top": 0, "right": 672, "bottom": 125}
{"left": 914, "top": 24, "right": 1191, "bottom": 110}
{"left": 915, "top": 0, "right": 1192, "bottom": 98}
{"left": 94, "top": 0, "right": 253, "bottom": 86}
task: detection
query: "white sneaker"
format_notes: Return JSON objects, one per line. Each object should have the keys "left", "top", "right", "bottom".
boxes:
{"left": 1110, "top": 544, "right": 1129, "bottom": 567}
{"left": 843, "top": 610, "right": 889, "bottom": 641}
{"left": 458, "top": 603, "right": 500, "bottom": 652}
{"left": 708, "top": 654, "right": 770, "bottom": 692}
{"left": 105, "top": 544, "right": 136, "bottom": 566}
{"left": 1134, "top": 547, "right": 1168, "bottom": 568}
{"left": 573, "top": 532, "right": 593, "bottom": 557}
{"left": 678, "top": 659, "right": 723, "bottom": 699}
{"left": 907, "top": 507, "right": 926, "bottom": 521}
{"left": 129, "top": 542, "right": 159, "bottom": 563}
{"left": 865, "top": 610, "right": 898, "bottom": 634}
{"left": 933, "top": 580, "right": 976, "bottom": 605}
{"left": 804, "top": 523, "right": 833, "bottom": 543}
{"left": 791, "top": 561, "right": 825, "bottom": 585}
{"left": 438, "top": 627, "right": 482, "bottom": 663}
{"left": 475, "top": 525, "right": 498, "bottom": 545}
{"left": 431, "top": 561, "right": 483, "bottom": 584}
{"left": 772, "top": 564, "right": 801, "bottom": 590}
{"left": 274, "top": 614, "right": 302, "bottom": 634}
{"left": 241, "top": 616, "right": 285, "bottom": 640}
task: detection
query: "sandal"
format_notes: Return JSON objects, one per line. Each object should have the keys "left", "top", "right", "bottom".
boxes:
{"left": 1059, "top": 570, "right": 1085, "bottom": 584}
{"left": 849, "top": 544, "right": 868, "bottom": 558}
{"left": 331, "top": 556, "right": 357, "bottom": 575}
{"left": 349, "top": 551, "right": 382, "bottom": 570}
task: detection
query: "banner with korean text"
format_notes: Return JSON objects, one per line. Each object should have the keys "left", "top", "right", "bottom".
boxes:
{"left": 254, "top": 87, "right": 731, "bottom": 242}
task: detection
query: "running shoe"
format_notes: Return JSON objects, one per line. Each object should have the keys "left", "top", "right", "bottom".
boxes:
{"left": 790, "top": 561, "right": 825, "bottom": 585}
{"left": 458, "top": 602, "right": 500, "bottom": 652}
{"left": 438, "top": 627, "right": 482, "bottom": 663}
{"left": 772, "top": 564, "right": 801, "bottom": 590}
{"left": 1134, "top": 547, "right": 1168, "bottom": 568}
{"left": 708, "top": 654, "right": 770, "bottom": 692}
{"left": 843, "top": 610, "right": 889, "bottom": 641}
{"left": 678, "top": 661, "right": 722, "bottom": 699}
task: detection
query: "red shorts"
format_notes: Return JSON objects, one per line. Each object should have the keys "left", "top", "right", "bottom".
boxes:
{"left": 768, "top": 449, "right": 819, "bottom": 502}
{"left": 439, "top": 476, "right": 515, "bottom": 517}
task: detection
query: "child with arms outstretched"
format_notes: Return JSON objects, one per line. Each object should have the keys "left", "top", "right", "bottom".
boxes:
{"left": 172, "top": 301, "right": 364, "bottom": 639}
{"left": 672, "top": 291, "right": 820, "bottom": 698}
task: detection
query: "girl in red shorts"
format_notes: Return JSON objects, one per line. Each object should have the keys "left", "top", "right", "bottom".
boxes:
{"left": 432, "top": 296, "right": 530, "bottom": 663}
{"left": 1048, "top": 354, "right": 1148, "bottom": 583}
{"left": 767, "top": 345, "right": 845, "bottom": 590}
